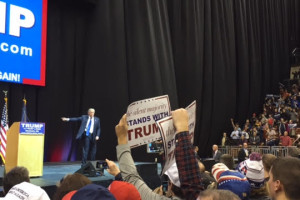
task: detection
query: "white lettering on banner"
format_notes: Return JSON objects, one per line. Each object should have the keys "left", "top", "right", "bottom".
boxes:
{"left": 10, "top": 5, "right": 35, "bottom": 37}
{"left": 0, "top": 42, "right": 33, "bottom": 56}
{"left": 0, "top": 42, "right": 8, "bottom": 51}
{"left": 0, "top": 1, "right": 35, "bottom": 37}
{"left": 0, "top": 71, "right": 20, "bottom": 82}
{"left": 126, "top": 95, "right": 171, "bottom": 148}
{"left": 21, "top": 123, "right": 43, "bottom": 128}
{"left": 20, "top": 123, "right": 45, "bottom": 135}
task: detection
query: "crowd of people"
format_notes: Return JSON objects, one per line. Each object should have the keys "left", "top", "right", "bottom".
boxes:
{"left": 1, "top": 109, "right": 300, "bottom": 200}
{"left": 221, "top": 84, "right": 300, "bottom": 148}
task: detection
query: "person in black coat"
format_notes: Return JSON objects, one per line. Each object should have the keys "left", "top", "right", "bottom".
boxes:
{"left": 238, "top": 143, "right": 250, "bottom": 163}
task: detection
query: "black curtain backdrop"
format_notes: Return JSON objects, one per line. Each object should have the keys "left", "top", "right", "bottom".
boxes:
{"left": 0, "top": 0, "right": 299, "bottom": 161}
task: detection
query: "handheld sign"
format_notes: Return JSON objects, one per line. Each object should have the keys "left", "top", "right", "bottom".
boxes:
{"left": 186, "top": 101, "right": 197, "bottom": 143}
{"left": 158, "top": 101, "right": 196, "bottom": 175}
{"left": 126, "top": 95, "right": 171, "bottom": 148}
{"left": 157, "top": 116, "right": 175, "bottom": 175}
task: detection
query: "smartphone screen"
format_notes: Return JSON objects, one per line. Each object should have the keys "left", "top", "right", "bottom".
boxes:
{"left": 102, "top": 162, "right": 108, "bottom": 169}
{"left": 162, "top": 181, "right": 168, "bottom": 193}
{"left": 96, "top": 161, "right": 108, "bottom": 169}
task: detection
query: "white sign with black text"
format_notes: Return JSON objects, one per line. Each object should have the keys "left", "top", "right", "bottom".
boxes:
{"left": 126, "top": 95, "right": 171, "bottom": 148}
{"left": 158, "top": 101, "right": 197, "bottom": 175}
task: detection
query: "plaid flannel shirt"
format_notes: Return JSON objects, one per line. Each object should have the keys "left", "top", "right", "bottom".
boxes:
{"left": 175, "top": 131, "right": 204, "bottom": 200}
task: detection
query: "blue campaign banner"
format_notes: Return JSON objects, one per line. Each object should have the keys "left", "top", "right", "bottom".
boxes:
{"left": 20, "top": 122, "right": 45, "bottom": 135}
{"left": 0, "top": 0, "right": 47, "bottom": 86}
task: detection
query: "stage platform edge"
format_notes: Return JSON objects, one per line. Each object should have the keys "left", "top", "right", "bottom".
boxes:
{"left": 0, "top": 161, "right": 162, "bottom": 198}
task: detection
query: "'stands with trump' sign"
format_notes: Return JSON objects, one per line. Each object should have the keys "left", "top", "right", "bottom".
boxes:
{"left": 126, "top": 95, "right": 171, "bottom": 148}
{"left": 158, "top": 101, "right": 196, "bottom": 175}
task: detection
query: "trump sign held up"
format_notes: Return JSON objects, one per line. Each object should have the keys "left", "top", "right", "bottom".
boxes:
{"left": 126, "top": 95, "right": 171, "bottom": 148}
{"left": 0, "top": 0, "right": 47, "bottom": 86}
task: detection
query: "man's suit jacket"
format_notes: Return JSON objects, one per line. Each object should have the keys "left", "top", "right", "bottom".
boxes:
{"left": 249, "top": 136, "right": 260, "bottom": 145}
{"left": 213, "top": 150, "right": 222, "bottom": 162}
{"left": 69, "top": 115, "right": 101, "bottom": 140}
{"left": 238, "top": 148, "right": 251, "bottom": 163}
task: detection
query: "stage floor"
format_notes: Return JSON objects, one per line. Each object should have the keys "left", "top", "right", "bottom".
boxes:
{"left": 30, "top": 161, "right": 113, "bottom": 187}
{"left": 0, "top": 161, "right": 161, "bottom": 198}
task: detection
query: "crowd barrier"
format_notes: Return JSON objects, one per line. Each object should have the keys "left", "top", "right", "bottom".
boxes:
{"left": 218, "top": 146, "right": 298, "bottom": 159}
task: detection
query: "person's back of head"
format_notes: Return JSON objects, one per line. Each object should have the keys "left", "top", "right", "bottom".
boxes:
{"left": 53, "top": 173, "right": 92, "bottom": 200}
{"left": 3, "top": 166, "right": 30, "bottom": 194}
{"left": 250, "top": 186, "right": 268, "bottom": 199}
{"left": 197, "top": 189, "right": 240, "bottom": 200}
{"left": 62, "top": 184, "right": 116, "bottom": 200}
{"left": 287, "top": 146, "right": 300, "bottom": 158}
{"left": 198, "top": 160, "right": 206, "bottom": 173}
{"left": 262, "top": 154, "right": 276, "bottom": 177}
{"left": 268, "top": 157, "right": 300, "bottom": 200}
{"left": 200, "top": 172, "right": 217, "bottom": 189}
{"left": 219, "top": 154, "right": 234, "bottom": 170}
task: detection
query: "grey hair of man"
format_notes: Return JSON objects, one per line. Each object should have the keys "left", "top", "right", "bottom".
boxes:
{"left": 88, "top": 108, "right": 95, "bottom": 113}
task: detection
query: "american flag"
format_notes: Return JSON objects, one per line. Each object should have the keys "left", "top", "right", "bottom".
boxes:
{"left": 0, "top": 97, "right": 9, "bottom": 163}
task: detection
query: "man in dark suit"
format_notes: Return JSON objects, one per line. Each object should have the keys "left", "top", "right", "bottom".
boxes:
{"left": 212, "top": 144, "right": 222, "bottom": 162}
{"left": 62, "top": 108, "right": 101, "bottom": 165}
{"left": 249, "top": 131, "right": 261, "bottom": 145}
{"left": 238, "top": 142, "right": 250, "bottom": 163}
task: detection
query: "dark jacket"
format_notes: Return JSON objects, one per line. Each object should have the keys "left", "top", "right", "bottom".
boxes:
{"left": 69, "top": 115, "right": 101, "bottom": 139}
{"left": 213, "top": 150, "right": 222, "bottom": 162}
{"left": 238, "top": 148, "right": 251, "bottom": 163}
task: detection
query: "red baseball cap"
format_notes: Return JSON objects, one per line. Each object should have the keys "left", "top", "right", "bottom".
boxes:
{"left": 108, "top": 181, "right": 141, "bottom": 200}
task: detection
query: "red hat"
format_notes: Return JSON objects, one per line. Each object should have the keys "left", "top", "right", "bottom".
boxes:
{"left": 108, "top": 181, "right": 141, "bottom": 200}
{"left": 62, "top": 184, "right": 116, "bottom": 200}
{"left": 62, "top": 190, "right": 77, "bottom": 200}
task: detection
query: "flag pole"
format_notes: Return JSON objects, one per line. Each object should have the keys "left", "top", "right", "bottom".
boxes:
{"left": 3, "top": 91, "right": 8, "bottom": 121}
{"left": 1, "top": 90, "right": 8, "bottom": 164}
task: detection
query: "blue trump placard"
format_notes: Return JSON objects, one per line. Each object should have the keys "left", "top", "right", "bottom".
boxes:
{"left": 20, "top": 122, "right": 45, "bottom": 135}
{"left": 0, "top": 0, "right": 47, "bottom": 86}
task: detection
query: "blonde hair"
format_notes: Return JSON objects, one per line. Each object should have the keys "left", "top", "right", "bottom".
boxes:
{"left": 88, "top": 108, "right": 95, "bottom": 113}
